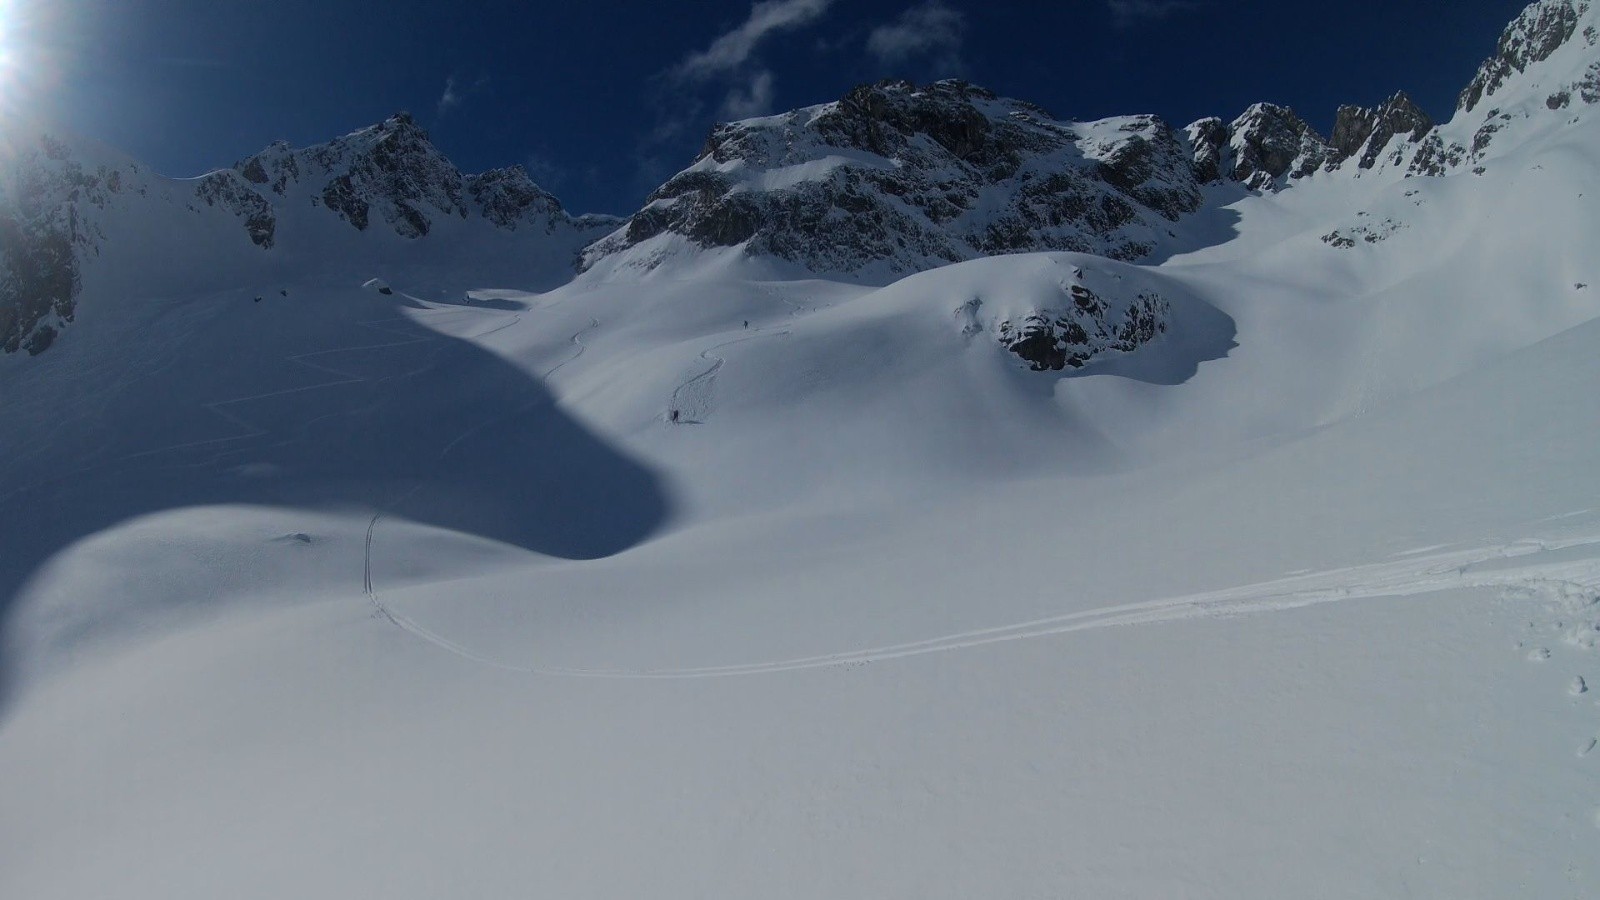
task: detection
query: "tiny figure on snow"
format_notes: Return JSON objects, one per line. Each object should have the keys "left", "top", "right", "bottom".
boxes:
{"left": 670, "top": 409, "right": 680, "bottom": 423}
{"left": 743, "top": 320, "right": 749, "bottom": 328}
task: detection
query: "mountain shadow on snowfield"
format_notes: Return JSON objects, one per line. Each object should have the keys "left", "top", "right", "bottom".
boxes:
{"left": 0, "top": 286, "right": 671, "bottom": 707}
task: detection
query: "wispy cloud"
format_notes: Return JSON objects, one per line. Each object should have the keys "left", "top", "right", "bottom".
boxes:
{"left": 719, "top": 70, "right": 776, "bottom": 120}
{"left": 436, "top": 72, "right": 490, "bottom": 118}
{"left": 1106, "top": 0, "right": 1204, "bottom": 29}
{"left": 665, "top": 0, "right": 834, "bottom": 121}
{"left": 636, "top": 0, "right": 835, "bottom": 194}
{"left": 866, "top": 1, "right": 966, "bottom": 72}
{"left": 670, "top": 0, "right": 834, "bottom": 81}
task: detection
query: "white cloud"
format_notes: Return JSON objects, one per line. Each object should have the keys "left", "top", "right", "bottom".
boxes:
{"left": 436, "top": 73, "right": 490, "bottom": 118}
{"left": 658, "top": 0, "right": 833, "bottom": 129}
{"left": 672, "top": 0, "right": 834, "bottom": 81}
{"left": 1106, "top": 0, "right": 1203, "bottom": 29}
{"left": 866, "top": 1, "right": 966, "bottom": 70}
{"left": 720, "top": 69, "right": 777, "bottom": 120}
{"left": 437, "top": 77, "right": 463, "bottom": 115}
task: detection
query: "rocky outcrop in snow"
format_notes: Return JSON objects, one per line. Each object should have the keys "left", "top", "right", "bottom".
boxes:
{"left": 1329, "top": 92, "right": 1435, "bottom": 169}
{"left": 994, "top": 281, "right": 1168, "bottom": 372}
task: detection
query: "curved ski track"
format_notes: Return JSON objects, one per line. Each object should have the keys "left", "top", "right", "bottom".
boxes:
{"left": 363, "top": 522, "right": 1600, "bottom": 679}
{"left": 668, "top": 331, "right": 790, "bottom": 424}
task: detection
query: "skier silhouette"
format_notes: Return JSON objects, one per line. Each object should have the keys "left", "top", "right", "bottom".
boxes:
{"left": 670, "top": 409, "right": 680, "bottom": 423}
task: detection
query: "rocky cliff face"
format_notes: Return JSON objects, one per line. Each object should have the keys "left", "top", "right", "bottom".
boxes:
{"left": 582, "top": 79, "right": 1208, "bottom": 276}
{"left": 0, "top": 134, "right": 129, "bottom": 354}
{"left": 1460, "top": 0, "right": 1590, "bottom": 113}
{"left": 1406, "top": 0, "right": 1598, "bottom": 176}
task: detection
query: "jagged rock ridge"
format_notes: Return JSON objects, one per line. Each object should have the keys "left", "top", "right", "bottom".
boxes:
{"left": 583, "top": 79, "right": 1208, "bottom": 276}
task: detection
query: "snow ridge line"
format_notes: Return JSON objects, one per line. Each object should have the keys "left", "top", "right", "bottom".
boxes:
{"left": 362, "top": 526, "right": 1600, "bottom": 679}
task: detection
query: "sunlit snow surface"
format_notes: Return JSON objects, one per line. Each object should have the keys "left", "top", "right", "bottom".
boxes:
{"left": 6, "top": 25, "right": 1600, "bottom": 900}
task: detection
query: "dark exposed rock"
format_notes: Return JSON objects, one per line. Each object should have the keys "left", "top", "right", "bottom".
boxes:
{"left": 1330, "top": 92, "right": 1434, "bottom": 169}
{"left": 239, "top": 157, "right": 270, "bottom": 185}
{"left": 0, "top": 135, "right": 115, "bottom": 354}
{"left": 0, "top": 212, "right": 79, "bottom": 355}
{"left": 1460, "top": 0, "right": 1585, "bottom": 113}
{"left": 320, "top": 174, "right": 370, "bottom": 231}
{"left": 1183, "top": 117, "right": 1229, "bottom": 183}
{"left": 467, "top": 166, "right": 565, "bottom": 231}
{"left": 1226, "top": 104, "right": 1331, "bottom": 186}
{"left": 1578, "top": 60, "right": 1600, "bottom": 102}
{"left": 997, "top": 285, "right": 1169, "bottom": 371}
{"left": 195, "top": 171, "right": 277, "bottom": 248}
{"left": 1406, "top": 134, "right": 1468, "bottom": 176}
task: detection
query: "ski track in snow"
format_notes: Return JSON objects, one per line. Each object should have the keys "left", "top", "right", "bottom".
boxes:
{"left": 668, "top": 331, "right": 790, "bottom": 425}
{"left": 668, "top": 285, "right": 811, "bottom": 424}
{"left": 362, "top": 520, "right": 1600, "bottom": 680}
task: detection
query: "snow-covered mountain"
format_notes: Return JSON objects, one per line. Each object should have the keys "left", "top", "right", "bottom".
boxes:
{"left": 0, "top": 113, "right": 615, "bottom": 354}
{"left": 4, "top": 2, "right": 1600, "bottom": 899}
{"left": 4, "top": 0, "right": 1596, "bottom": 361}
{"left": 581, "top": 79, "right": 1213, "bottom": 277}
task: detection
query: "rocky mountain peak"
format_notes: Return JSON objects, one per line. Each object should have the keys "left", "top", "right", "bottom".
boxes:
{"left": 1459, "top": 0, "right": 1591, "bottom": 112}
{"left": 583, "top": 79, "right": 1206, "bottom": 276}
{"left": 466, "top": 165, "right": 569, "bottom": 232}
{"left": 1329, "top": 91, "right": 1434, "bottom": 169}
{"left": 1222, "top": 103, "right": 1330, "bottom": 189}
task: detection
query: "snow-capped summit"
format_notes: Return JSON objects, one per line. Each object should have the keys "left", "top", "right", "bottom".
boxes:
{"left": 580, "top": 79, "right": 1210, "bottom": 279}
{"left": 1459, "top": 0, "right": 1595, "bottom": 113}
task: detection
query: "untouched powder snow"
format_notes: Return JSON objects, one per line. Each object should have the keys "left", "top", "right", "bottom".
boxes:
{"left": 4, "top": 3, "right": 1600, "bottom": 897}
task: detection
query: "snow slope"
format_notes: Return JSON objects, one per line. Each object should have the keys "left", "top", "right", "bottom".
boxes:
{"left": 3, "top": 2, "right": 1600, "bottom": 897}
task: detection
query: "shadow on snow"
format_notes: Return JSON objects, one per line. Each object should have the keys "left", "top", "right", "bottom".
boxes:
{"left": 0, "top": 284, "right": 670, "bottom": 707}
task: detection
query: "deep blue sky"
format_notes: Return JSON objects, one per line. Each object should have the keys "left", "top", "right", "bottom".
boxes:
{"left": 18, "top": 0, "right": 1531, "bottom": 215}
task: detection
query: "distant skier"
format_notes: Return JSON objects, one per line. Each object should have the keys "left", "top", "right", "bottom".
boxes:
{"left": 670, "top": 409, "right": 680, "bottom": 423}
{"left": 743, "top": 320, "right": 749, "bottom": 328}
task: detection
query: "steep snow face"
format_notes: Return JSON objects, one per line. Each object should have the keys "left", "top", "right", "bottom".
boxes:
{"left": 581, "top": 80, "right": 1211, "bottom": 279}
{"left": 0, "top": 115, "right": 617, "bottom": 356}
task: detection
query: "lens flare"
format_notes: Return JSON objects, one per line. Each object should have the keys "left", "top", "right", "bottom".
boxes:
{"left": 0, "top": 0, "right": 60, "bottom": 128}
